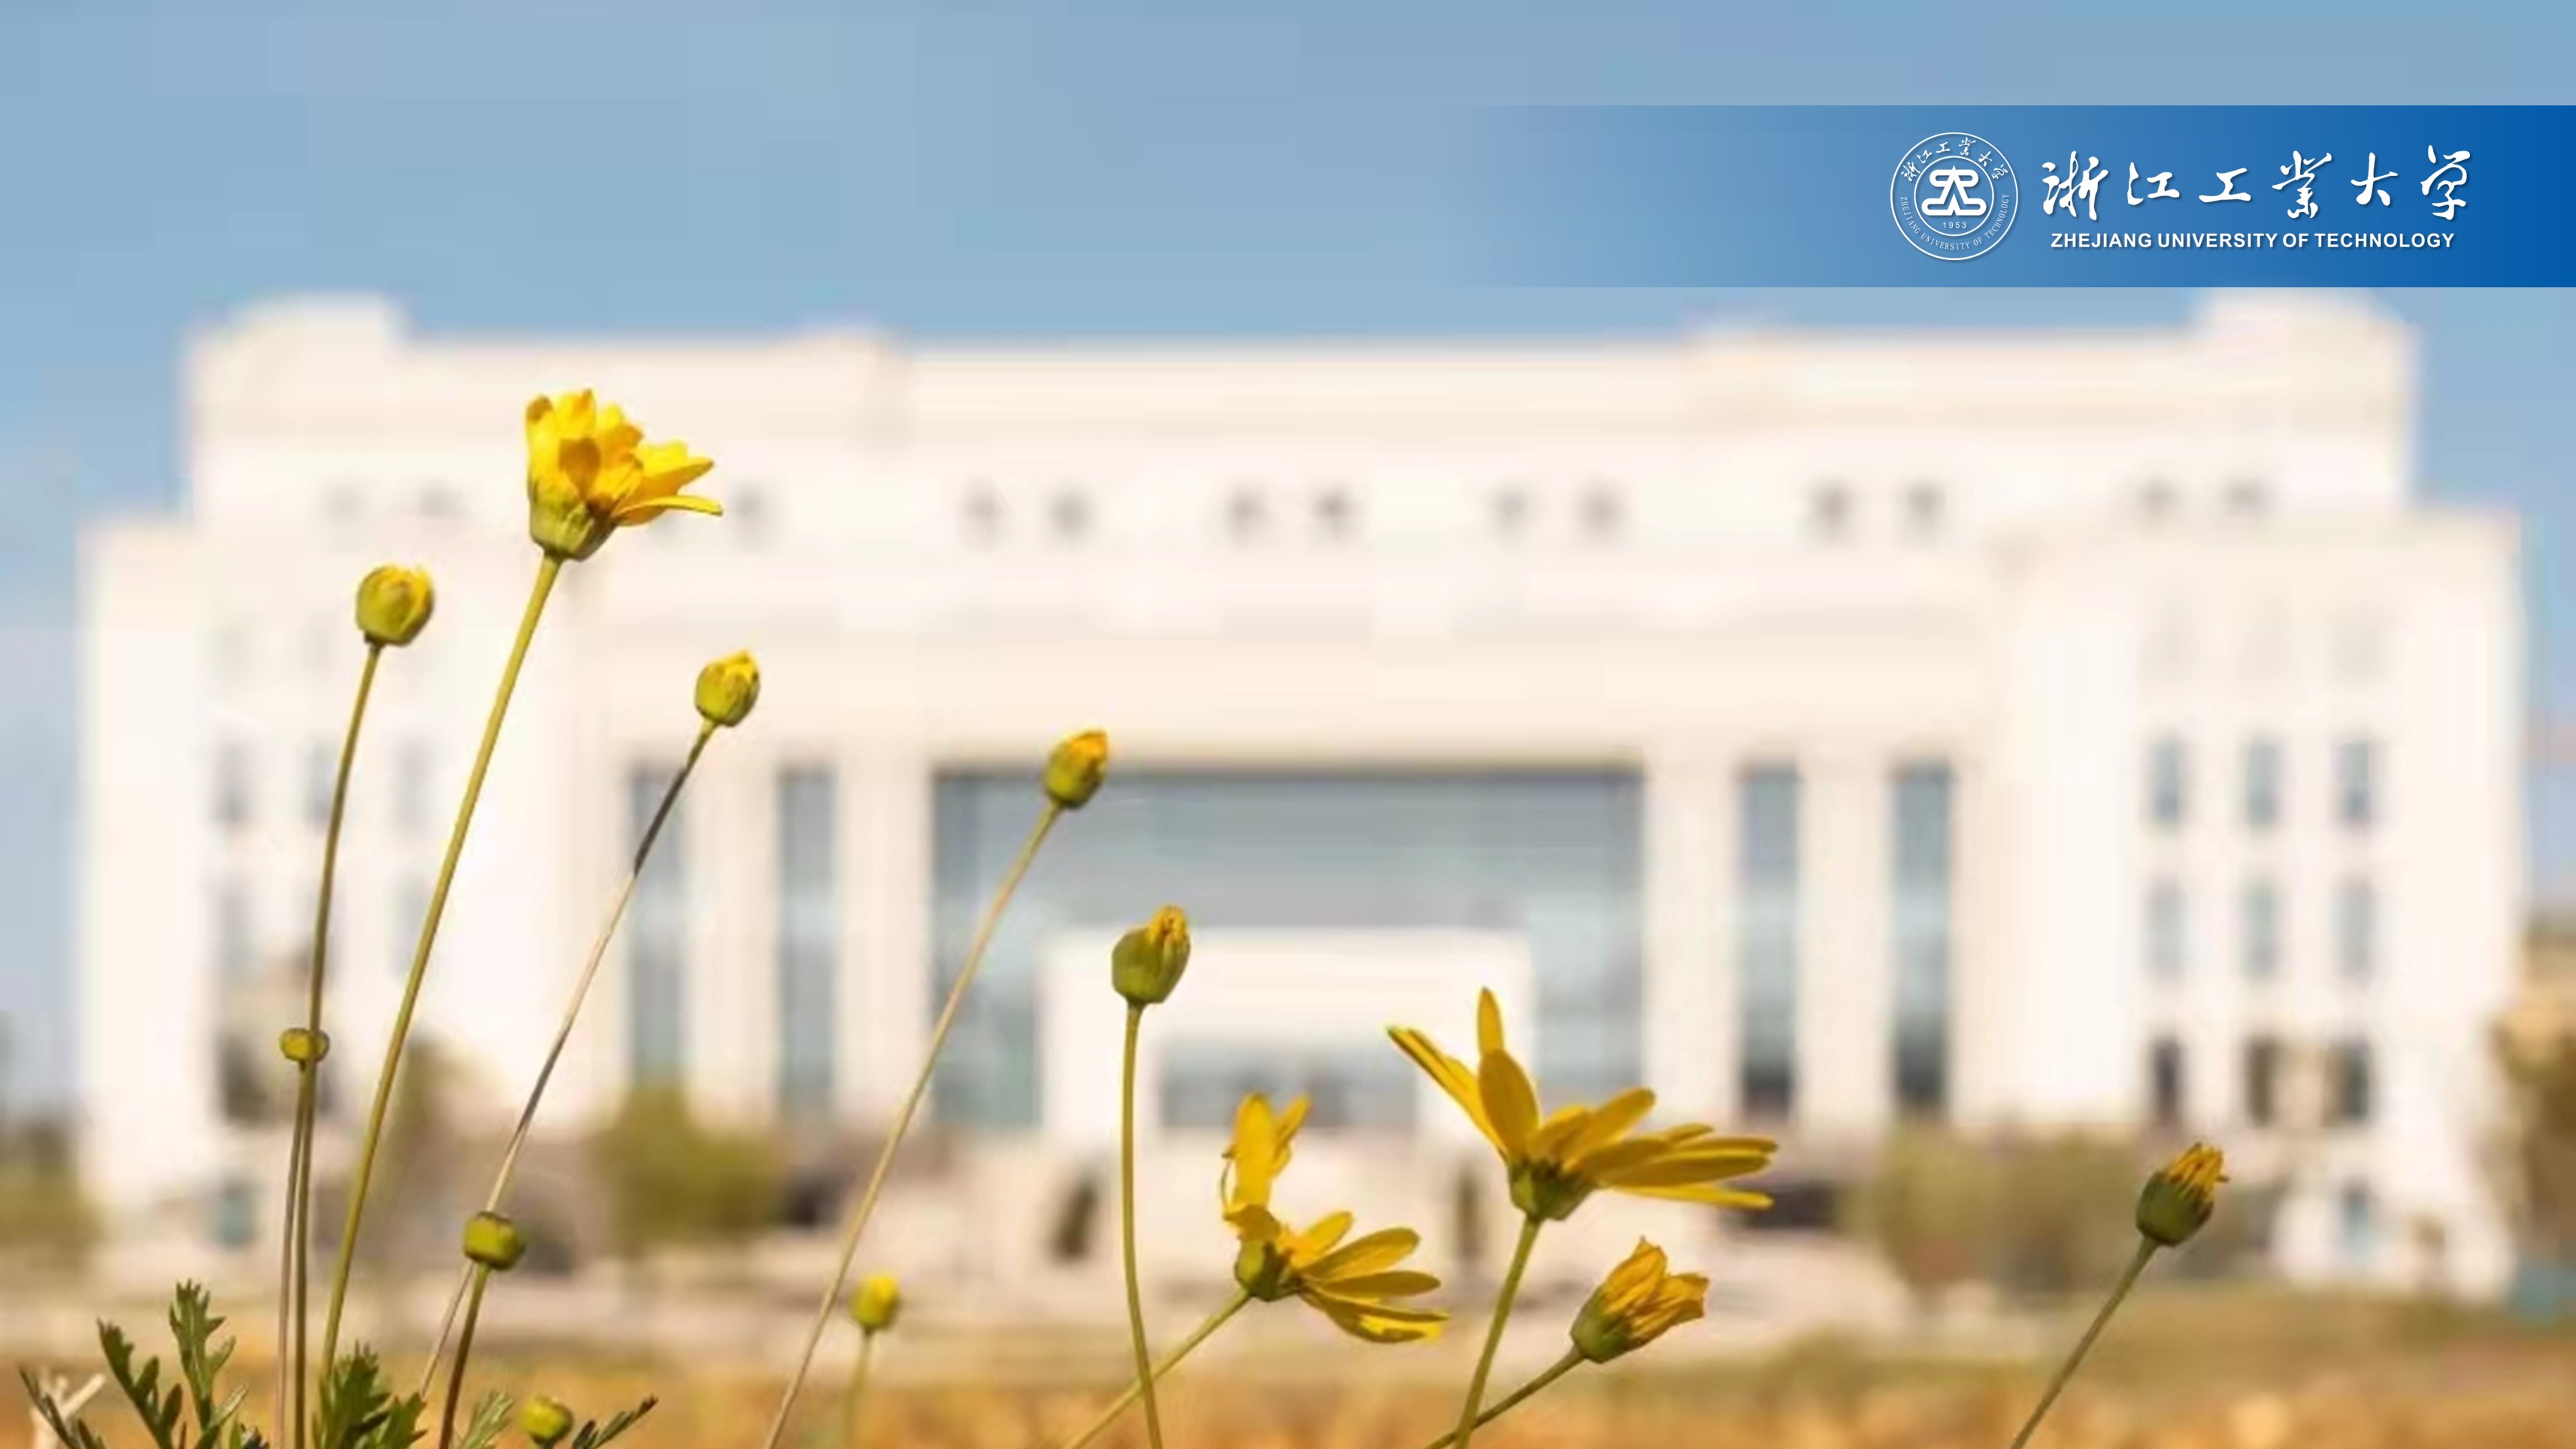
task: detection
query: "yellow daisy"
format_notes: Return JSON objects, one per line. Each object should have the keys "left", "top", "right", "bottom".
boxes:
{"left": 1570, "top": 1239, "right": 1709, "bottom": 1363}
{"left": 1390, "top": 989, "right": 1776, "bottom": 1221}
{"left": 524, "top": 389, "right": 719, "bottom": 561}
{"left": 1221, "top": 1093, "right": 1448, "bottom": 1345}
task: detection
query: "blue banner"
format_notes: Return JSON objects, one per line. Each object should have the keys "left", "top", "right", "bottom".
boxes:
{"left": 1473, "top": 106, "right": 2576, "bottom": 286}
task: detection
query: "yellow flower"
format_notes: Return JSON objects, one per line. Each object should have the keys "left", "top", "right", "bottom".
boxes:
{"left": 519, "top": 1396, "right": 574, "bottom": 1448}
{"left": 2136, "top": 1142, "right": 2227, "bottom": 1248}
{"left": 353, "top": 564, "right": 435, "bottom": 646}
{"left": 693, "top": 650, "right": 761, "bottom": 729}
{"left": 1112, "top": 906, "right": 1192, "bottom": 1006}
{"left": 1569, "top": 1239, "right": 1708, "bottom": 1363}
{"left": 849, "top": 1274, "right": 902, "bottom": 1334}
{"left": 1390, "top": 989, "right": 1775, "bottom": 1221}
{"left": 1045, "top": 729, "right": 1110, "bottom": 809}
{"left": 524, "top": 389, "right": 719, "bottom": 561}
{"left": 1222, "top": 1093, "right": 1448, "bottom": 1345}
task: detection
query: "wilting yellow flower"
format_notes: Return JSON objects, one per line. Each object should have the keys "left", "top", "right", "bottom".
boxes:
{"left": 353, "top": 564, "right": 435, "bottom": 647}
{"left": 1570, "top": 1239, "right": 1708, "bottom": 1363}
{"left": 849, "top": 1274, "right": 902, "bottom": 1334}
{"left": 1391, "top": 989, "right": 1775, "bottom": 1221}
{"left": 524, "top": 389, "right": 718, "bottom": 561}
{"left": 519, "top": 1396, "right": 573, "bottom": 1447}
{"left": 1112, "top": 906, "right": 1191, "bottom": 1006}
{"left": 1045, "top": 729, "right": 1110, "bottom": 809}
{"left": 1222, "top": 1093, "right": 1448, "bottom": 1345}
{"left": 2136, "top": 1142, "right": 2228, "bottom": 1248}
{"left": 694, "top": 650, "right": 761, "bottom": 728}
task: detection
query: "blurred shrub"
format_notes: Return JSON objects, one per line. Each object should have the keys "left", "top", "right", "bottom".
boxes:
{"left": 2498, "top": 1014, "right": 2576, "bottom": 1263}
{"left": 1847, "top": 1125, "right": 2142, "bottom": 1303}
{"left": 0, "top": 1120, "right": 95, "bottom": 1273}
{"left": 591, "top": 1086, "right": 783, "bottom": 1257}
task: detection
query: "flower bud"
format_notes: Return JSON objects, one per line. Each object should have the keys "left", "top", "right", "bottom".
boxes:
{"left": 1570, "top": 1239, "right": 1707, "bottom": 1364}
{"left": 462, "top": 1210, "right": 528, "bottom": 1272}
{"left": 277, "top": 1027, "right": 331, "bottom": 1067}
{"left": 849, "top": 1274, "right": 903, "bottom": 1334}
{"left": 354, "top": 565, "right": 435, "bottom": 647}
{"left": 1112, "top": 906, "right": 1191, "bottom": 1007}
{"left": 519, "top": 1396, "right": 574, "bottom": 1447}
{"left": 693, "top": 650, "right": 761, "bottom": 729}
{"left": 1044, "top": 730, "right": 1109, "bottom": 809}
{"left": 2137, "top": 1142, "right": 2228, "bottom": 1248}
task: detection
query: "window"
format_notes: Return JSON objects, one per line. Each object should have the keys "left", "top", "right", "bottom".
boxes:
{"left": 324, "top": 483, "right": 362, "bottom": 524}
{"left": 1890, "top": 763, "right": 1954, "bottom": 1116}
{"left": 777, "top": 767, "right": 838, "bottom": 1117}
{"left": 1491, "top": 488, "right": 1531, "bottom": 539}
{"left": 216, "top": 741, "right": 253, "bottom": 829}
{"left": 2338, "top": 1181, "right": 2378, "bottom": 1264}
{"left": 2243, "top": 1036, "right": 2282, "bottom": 1126}
{"left": 2242, "top": 737, "right": 2284, "bottom": 831}
{"left": 2327, "top": 1039, "right": 2374, "bottom": 1126}
{"left": 2223, "top": 479, "right": 2272, "bottom": 516}
{"left": 304, "top": 742, "right": 336, "bottom": 829}
{"left": 1902, "top": 483, "right": 1945, "bottom": 538}
{"left": 1806, "top": 483, "right": 1852, "bottom": 541}
{"left": 2145, "top": 877, "right": 2187, "bottom": 980}
{"left": 2148, "top": 1036, "right": 2186, "bottom": 1127}
{"left": 1579, "top": 485, "right": 1624, "bottom": 541}
{"left": 418, "top": 482, "right": 463, "bottom": 519}
{"left": 1226, "top": 489, "right": 1267, "bottom": 542}
{"left": 214, "top": 880, "right": 253, "bottom": 981}
{"left": 1160, "top": 1045, "right": 1416, "bottom": 1131}
{"left": 2336, "top": 876, "right": 2378, "bottom": 981}
{"left": 2146, "top": 736, "right": 2188, "bottom": 829}
{"left": 2241, "top": 878, "right": 2282, "bottom": 979}
{"left": 962, "top": 484, "right": 1003, "bottom": 544}
{"left": 1048, "top": 490, "right": 1092, "bottom": 540}
{"left": 1313, "top": 488, "right": 1357, "bottom": 542}
{"left": 2336, "top": 737, "right": 2379, "bottom": 830}
{"left": 731, "top": 483, "right": 770, "bottom": 542}
{"left": 210, "top": 1175, "right": 259, "bottom": 1250}
{"left": 627, "top": 764, "right": 689, "bottom": 1088}
{"left": 2136, "top": 479, "right": 2178, "bottom": 520}
{"left": 1739, "top": 765, "right": 1801, "bottom": 1119}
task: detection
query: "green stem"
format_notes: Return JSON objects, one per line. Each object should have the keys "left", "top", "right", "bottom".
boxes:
{"left": 1412, "top": 1349, "right": 1584, "bottom": 1449}
{"left": 839, "top": 1333, "right": 878, "bottom": 1449}
{"left": 322, "top": 553, "right": 562, "bottom": 1369}
{"left": 1055, "top": 1292, "right": 1252, "bottom": 1449}
{"left": 2003, "top": 1237, "right": 2160, "bottom": 1449}
{"left": 434, "top": 1267, "right": 491, "bottom": 1449}
{"left": 1452, "top": 1214, "right": 1544, "bottom": 1449}
{"left": 415, "top": 721, "right": 717, "bottom": 1398}
{"left": 276, "top": 640, "right": 381, "bottom": 1449}
{"left": 1118, "top": 1004, "right": 1165, "bottom": 1449}
{"left": 754, "top": 801, "right": 1064, "bottom": 1449}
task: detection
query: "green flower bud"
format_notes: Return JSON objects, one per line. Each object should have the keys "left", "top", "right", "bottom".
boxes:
{"left": 1570, "top": 1240, "right": 1706, "bottom": 1364}
{"left": 462, "top": 1210, "right": 528, "bottom": 1272}
{"left": 519, "top": 1396, "right": 574, "bottom": 1447}
{"left": 354, "top": 564, "right": 435, "bottom": 647}
{"left": 1112, "top": 906, "right": 1192, "bottom": 1007}
{"left": 693, "top": 650, "right": 761, "bottom": 729}
{"left": 277, "top": 1027, "right": 331, "bottom": 1066}
{"left": 849, "top": 1274, "right": 903, "bottom": 1333}
{"left": 2136, "top": 1142, "right": 2228, "bottom": 1248}
{"left": 1044, "top": 730, "right": 1109, "bottom": 809}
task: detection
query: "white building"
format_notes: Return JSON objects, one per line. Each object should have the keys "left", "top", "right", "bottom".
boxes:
{"left": 78, "top": 292, "right": 2524, "bottom": 1306}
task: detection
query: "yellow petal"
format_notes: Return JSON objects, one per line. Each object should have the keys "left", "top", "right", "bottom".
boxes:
{"left": 1477, "top": 1051, "right": 1539, "bottom": 1157}
{"left": 608, "top": 494, "right": 724, "bottom": 524}
{"left": 1528, "top": 1105, "right": 1592, "bottom": 1161}
{"left": 1476, "top": 988, "right": 1506, "bottom": 1057}
{"left": 1561, "top": 1088, "right": 1657, "bottom": 1164}
{"left": 1617, "top": 1183, "right": 1774, "bottom": 1210}
{"left": 1307, "top": 1269, "right": 1441, "bottom": 1301}
{"left": 1595, "top": 1148, "right": 1774, "bottom": 1189}
{"left": 1230, "top": 1094, "right": 1282, "bottom": 1209}
{"left": 1389, "top": 1028, "right": 1498, "bottom": 1151}
{"left": 1288, "top": 1211, "right": 1355, "bottom": 1261}
{"left": 1276, "top": 1094, "right": 1312, "bottom": 1145}
{"left": 1305, "top": 1227, "right": 1421, "bottom": 1281}
{"left": 1306, "top": 1295, "right": 1448, "bottom": 1344}
{"left": 1567, "top": 1136, "right": 1672, "bottom": 1179}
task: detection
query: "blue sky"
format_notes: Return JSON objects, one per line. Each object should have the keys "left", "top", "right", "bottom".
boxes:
{"left": 1, "top": 0, "right": 2569, "bottom": 1104}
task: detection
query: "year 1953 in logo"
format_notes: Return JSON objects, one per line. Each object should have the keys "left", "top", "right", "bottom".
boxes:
{"left": 1890, "top": 132, "right": 2018, "bottom": 261}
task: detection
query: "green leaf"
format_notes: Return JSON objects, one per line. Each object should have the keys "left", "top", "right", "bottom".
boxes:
{"left": 451, "top": 1392, "right": 516, "bottom": 1449}
{"left": 168, "top": 1281, "right": 244, "bottom": 1447}
{"left": 22, "top": 1366, "right": 118, "bottom": 1449}
{"left": 98, "top": 1319, "right": 185, "bottom": 1449}
{"left": 568, "top": 1397, "right": 657, "bottom": 1449}
{"left": 313, "top": 1349, "right": 394, "bottom": 1449}
{"left": 362, "top": 1388, "right": 428, "bottom": 1449}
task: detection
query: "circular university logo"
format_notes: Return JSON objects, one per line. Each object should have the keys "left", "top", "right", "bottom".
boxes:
{"left": 1890, "top": 132, "right": 2018, "bottom": 262}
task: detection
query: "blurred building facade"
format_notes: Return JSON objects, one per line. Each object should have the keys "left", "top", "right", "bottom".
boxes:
{"left": 78, "top": 292, "right": 2522, "bottom": 1299}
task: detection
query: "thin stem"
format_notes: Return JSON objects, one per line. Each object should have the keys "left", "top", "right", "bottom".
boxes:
{"left": 434, "top": 1267, "right": 491, "bottom": 1449}
{"left": 1452, "top": 1213, "right": 1544, "bottom": 1449}
{"left": 754, "top": 802, "right": 1065, "bottom": 1449}
{"left": 415, "top": 721, "right": 718, "bottom": 1397}
{"left": 1053, "top": 1292, "right": 1251, "bottom": 1449}
{"left": 2003, "top": 1238, "right": 2160, "bottom": 1449}
{"left": 839, "top": 1333, "right": 878, "bottom": 1449}
{"left": 322, "top": 553, "right": 562, "bottom": 1369}
{"left": 1411, "top": 1350, "right": 1585, "bottom": 1449}
{"left": 1118, "top": 1004, "right": 1165, "bottom": 1449}
{"left": 276, "top": 641, "right": 381, "bottom": 1449}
